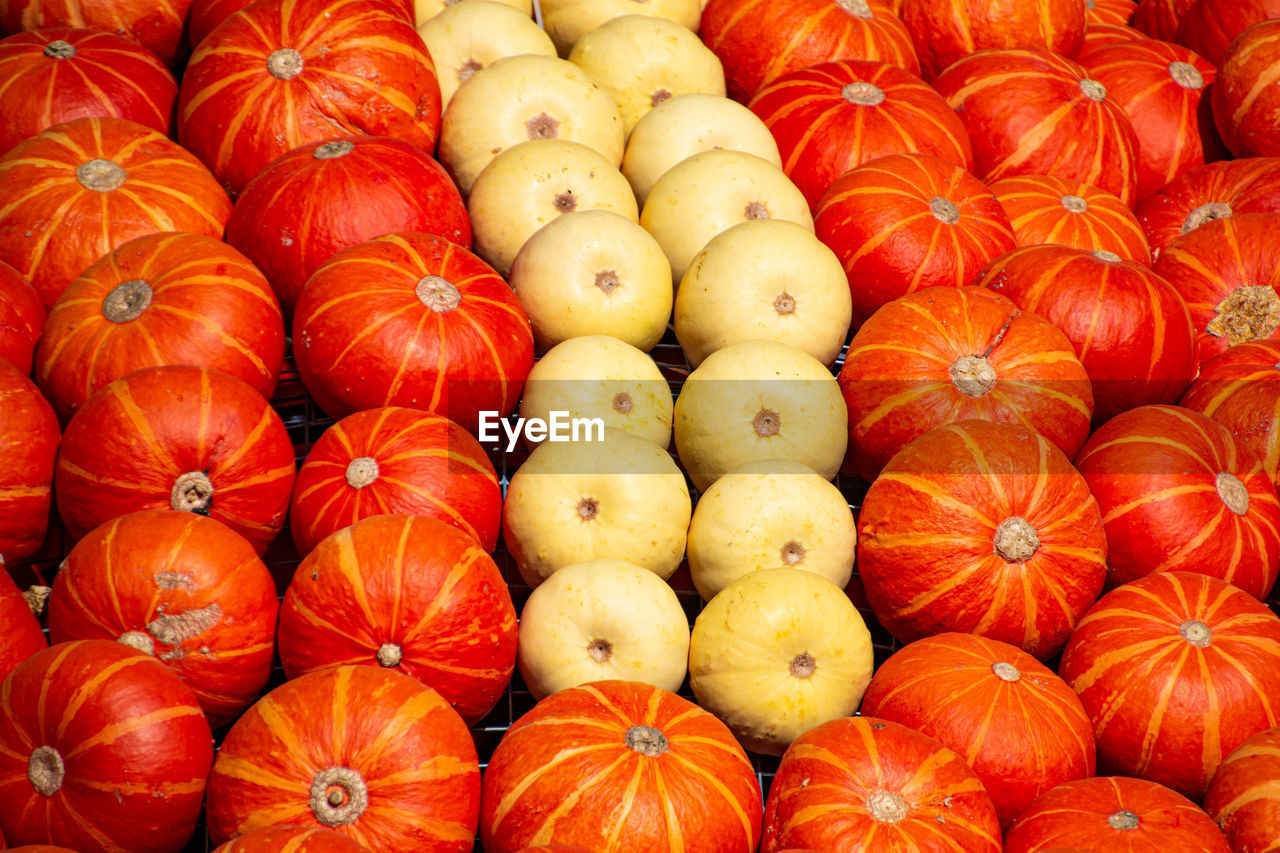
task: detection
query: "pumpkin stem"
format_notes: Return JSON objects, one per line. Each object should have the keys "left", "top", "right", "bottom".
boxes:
{"left": 789, "top": 651, "right": 817, "bottom": 678}
{"left": 865, "top": 789, "right": 909, "bottom": 823}
{"left": 314, "top": 140, "right": 354, "bottom": 160}
{"left": 774, "top": 292, "right": 797, "bottom": 315}
{"left": 835, "top": 0, "right": 874, "bottom": 18}
{"left": 1079, "top": 78, "right": 1107, "bottom": 101}
{"left": 781, "top": 540, "right": 805, "bottom": 565}
{"left": 1108, "top": 810, "right": 1140, "bottom": 830}
{"left": 28, "top": 745, "right": 64, "bottom": 797}
{"left": 625, "top": 725, "right": 669, "bottom": 756}
{"left": 753, "top": 408, "right": 781, "bottom": 437}
{"left": 310, "top": 766, "right": 369, "bottom": 827}
{"left": 77, "top": 158, "right": 126, "bottom": 192}
{"left": 991, "top": 661, "right": 1021, "bottom": 682}
{"left": 171, "top": 472, "right": 214, "bottom": 515}
{"left": 929, "top": 197, "right": 960, "bottom": 225}
{"left": 147, "top": 603, "right": 222, "bottom": 647}
{"left": 346, "top": 457, "right": 380, "bottom": 488}
{"left": 595, "top": 270, "right": 621, "bottom": 294}
{"left": 416, "top": 276, "right": 462, "bottom": 313}
{"left": 376, "top": 643, "right": 402, "bottom": 667}
{"left": 841, "top": 81, "right": 886, "bottom": 106}
{"left": 118, "top": 630, "right": 157, "bottom": 656}
{"left": 1206, "top": 285, "right": 1280, "bottom": 346}
{"left": 588, "top": 638, "right": 613, "bottom": 663}
{"left": 1168, "top": 61, "right": 1205, "bottom": 90}
{"left": 1183, "top": 202, "right": 1232, "bottom": 234}
{"left": 1216, "top": 471, "right": 1250, "bottom": 515}
{"left": 949, "top": 355, "right": 997, "bottom": 397}
{"left": 267, "top": 48, "right": 304, "bottom": 79}
{"left": 1092, "top": 250, "right": 1122, "bottom": 263}
{"left": 744, "top": 201, "right": 770, "bottom": 220}
{"left": 1060, "top": 194, "right": 1088, "bottom": 213}
{"left": 102, "top": 279, "right": 153, "bottom": 323}
{"left": 22, "top": 585, "right": 50, "bottom": 616}
{"left": 526, "top": 112, "right": 559, "bottom": 140}
{"left": 1180, "top": 620, "right": 1212, "bottom": 648}
{"left": 612, "top": 392, "right": 633, "bottom": 414}
{"left": 993, "top": 517, "right": 1040, "bottom": 563}
{"left": 43, "top": 39, "right": 76, "bottom": 59}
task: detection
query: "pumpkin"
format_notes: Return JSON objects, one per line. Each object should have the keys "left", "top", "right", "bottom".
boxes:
{"left": 814, "top": 153, "right": 1017, "bottom": 325}
{"left": 761, "top": 716, "right": 1001, "bottom": 852}
{"left": 188, "top": 0, "right": 413, "bottom": 49}
{"left": 289, "top": 406, "right": 501, "bottom": 557}
{"left": 277, "top": 514, "right": 517, "bottom": 726}
{"left": 933, "top": 48, "right": 1139, "bottom": 207}
{"left": 1152, "top": 213, "right": 1280, "bottom": 364}
{"left": 1078, "top": 20, "right": 1148, "bottom": 59}
{"left": 0, "top": 565, "right": 45, "bottom": 681}
{"left": 860, "top": 633, "right": 1096, "bottom": 826}
{"left": 0, "top": 27, "right": 177, "bottom": 155}
{"left": 205, "top": 665, "right": 480, "bottom": 850}
{"left": 516, "top": 558, "right": 690, "bottom": 700}
{"left": 46, "top": 509, "right": 279, "bottom": 729}
{"left": 538, "top": 0, "right": 697, "bottom": 57}
{"left": 1136, "top": 157, "right": 1280, "bottom": 258}
{"left": 1081, "top": 39, "right": 1224, "bottom": 203}
{"left": 1204, "top": 726, "right": 1280, "bottom": 853}
{"left": 988, "top": 174, "right": 1151, "bottom": 265}
{"left": 0, "top": 260, "right": 42, "bottom": 374}
{"left": 1177, "top": 0, "right": 1280, "bottom": 67}
{"left": 0, "top": 0, "right": 193, "bottom": 66}
{"left": 1086, "top": 0, "right": 1137, "bottom": 22}
{"left": 177, "top": 0, "right": 440, "bottom": 197}
{"left": 1132, "top": 0, "right": 1196, "bottom": 39}
{"left": 689, "top": 568, "right": 874, "bottom": 756}
{"left": 976, "top": 244, "right": 1198, "bottom": 424}
{"left": 54, "top": 364, "right": 296, "bottom": 554}
{"left": 225, "top": 136, "right": 470, "bottom": 313}
{"left": 900, "top": 0, "right": 1085, "bottom": 81}
{"left": 1182, "top": 340, "right": 1280, "bottom": 490}
{"left": 747, "top": 59, "right": 973, "bottom": 209}
{"left": 699, "top": 0, "right": 918, "bottom": 103}
{"left": 1212, "top": 19, "right": 1280, "bottom": 160}
{"left": 35, "top": 231, "right": 285, "bottom": 422}
{"left": 0, "top": 640, "right": 213, "bottom": 851}
{"left": 840, "top": 286, "right": 1094, "bottom": 481}
{"left": 501, "top": 426, "right": 691, "bottom": 587}
{"left": 480, "top": 680, "right": 763, "bottom": 853}
{"left": 1060, "top": 571, "right": 1280, "bottom": 798}
{"left": 0, "top": 359, "right": 58, "bottom": 562}
{"left": 291, "top": 231, "right": 534, "bottom": 432}
{"left": 1005, "top": 776, "right": 1232, "bottom": 853}
{"left": 0, "top": 116, "right": 231, "bottom": 310}
{"left": 1076, "top": 404, "right": 1280, "bottom": 598}
{"left": 211, "top": 826, "right": 374, "bottom": 853}
{"left": 857, "top": 420, "right": 1107, "bottom": 659}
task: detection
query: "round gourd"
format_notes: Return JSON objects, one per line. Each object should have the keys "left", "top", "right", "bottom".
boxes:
{"left": 416, "top": 1, "right": 555, "bottom": 109}
{"left": 0, "top": 0, "right": 194, "bottom": 66}
{"left": 414, "top": 0, "right": 531, "bottom": 25}
{"left": 1213, "top": 19, "right": 1280, "bottom": 159}
{"left": 1137, "top": 157, "right": 1280, "bottom": 258}
{"left": 0, "top": 359, "right": 58, "bottom": 562}
{"left": 675, "top": 219, "right": 851, "bottom": 368}
{"left": 516, "top": 558, "right": 690, "bottom": 700}
{"left": 1133, "top": 0, "right": 1197, "bottom": 40}
{"left": 1177, "top": 0, "right": 1280, "bottom": 68}
{"left": 899, "top": 0, "right": 1085, "bottom": 80}
{"left": 538, "top": 0, "right": 699, "bottom": 57}
{"left": 0, "top": 566, "right": 45, "bottom": 682}
{"left": 673, "top": 339, "right": 847, "bottom": 492}
{"left": 686, "top": 458, "right": 855, "bottom": 602}
{"left": 689, "top": 568, "right": 873, "bottom": 755}
{"left": 0, "top": 260, "right": 43, "bottom": 375}
{"left": 1203, "top": 726, "right": 1280, "bottom": 853}
{"left": 989, "top": 174, "right": 1151, "bottom": 264}
{"left": 1182, "top": 340, "right": 1280, "bottom": 490}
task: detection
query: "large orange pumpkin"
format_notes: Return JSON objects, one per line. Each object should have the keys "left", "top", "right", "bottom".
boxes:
{"left": 1182, "top": 340, "right": 1280, "bottom": 490}
{"left": 899, "top": 0, "right": 1085, "bottom": 81}
{"left": 1213, "top": 18, "right": 1280, "bottom": 160}
{"left": 1177, "top": 0, "right": 1280, "bottom": 68}
{"left": 1132, "top": 0, "right": 1195, "bottom": 39}
{"left": 1136, "top": 157, "right": 1280, "bottom": 258}
{"left": 0, "top": 0, "right": 194, "bottom": 66}
{"left": 988, "top": 174, "right": 1151, "bottom": 265}
{"left": 0, "top": 358, "right": 58, "bottom": 562}
{"left": 1203, "top": 726, "right": 1280, "bottom": 853}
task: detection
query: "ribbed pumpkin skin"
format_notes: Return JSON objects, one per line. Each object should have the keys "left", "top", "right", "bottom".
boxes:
{"left": 186, "top": 0, "right": 413, "bottom": 51}
{"left": 1078, "top": 21, "right": 1147, "bottom": 60}
{"left": 1086, "top": 0, "right": 1137, "bottom": 23}
{"left": 1183, "top": 341, "right": 1280, "bottom": 490}
{"left": 976, "top": 244, "right": 1198, "bottom": 424}
{"left": 205, "top": 665, "right": 480, "bottom": 851}
{"left": 900, "top": 0, "right": 1085, "bottom": 81}
{"left": 177, "top": 0, "right": 440, "bottom": 197}
{"left": 0, "top": 28, "right": 177, "bottom": 155}
{"left": 856, "top": 421, "right": 1107, "bottom": 659}
{"left": 35, "top": 231, "right": 284, "bottom": 422}
{"left": 481, "top": 681, "right": 762, "bottom": 853}
{"left": 698, "top": 0, "right": 918, "bottom": 104}
{"left": 0, "top": 568, "right": 45, "bottom": 682}
{"left": 1082, "top": 40, "right": 1224, "bottom": 203}
{"left": 0, "top": 260, "right": 42, "bottom": 374}
{"left": 1137, "top": 157, "right": 1280, "bottom": 258}
{"left": 934, "top": 48, "right": 1139, "bottom": 208}
{"left": 0, "top": 0, "right": 193, "bottom": 66}
{"left": 814, "top": 154, "right": 1015, "bottom": 324}
{"left": 761, "top": 716, "right": 1001, "bottom": 852}
{"left": 0, "top": 116, "right": 232, "bottom": 310}
{"left": 1203, "top": 726, "right": 1280, "bottom": 853}
{"left": 988, "top": 175, "right": 1151, "bottom": 264}
{"left": 747, "top": 60, "right": 972, "bottom": 209}
{"left": 839, "top": 286, "right": 1093, "bottom": 481}
{"left": 1213, "top": 19, "right": 1280, "bottom": 160}
{"left": 212, "top": 825, "right": 374, "bottom": 853}
{"left": 47, "top": 509, "right": 280, "bottom": 729}
{"left": 1076, "top": 404, "right": 1280, "bottom": 598}
{"left": 1178, "top": 0, "right": 1280, "bottom": 68}
{"left": 1132, "top": 0, "right": 1195, "bottom": 40}
{"left": 1004, "top": 776, "right": 1232, "bottom": 853}
{"left": 0, "top": 640, "right": 214, "bottom": 852}
{"left": 225, "top": 136, "right": 470, "bottom": 313}
{"left": 1153, "top": 213, "right": 1280, "bottom": 364}
{"left": 860, "top": 633, "right": 1096, "bottom": 826}
{"left": 292, "top": 232, "right": 534, "bottom": 432}
{"left": 54, "top": 364, "right": 296, "bottom": 554}
{"left": 0, "top": 359, "right": 58, "bottom": 562}
{"left": 1059, "top": 572, "right": 1280, "bottom": 798}
{"left": 278, "top": 515, "right": 517, "bottom": 726}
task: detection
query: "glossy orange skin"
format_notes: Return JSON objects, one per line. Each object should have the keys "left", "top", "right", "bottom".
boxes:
{"left": 1132, "top": 0, "right": 1196, "bottom": 40}
{"left": 0, "top": 260, "right": 42, "bottom": 374}
{"left": 988, "top": 174, "right": 1150, "bottom": 264}
{"left": 1178, "top": 0, "right": 1280, "bottom": 67}
{"left": 0, "top": 358, "right": 58, "bottom": 562}
{"left": 976, "top": 244, "right": 1198, "bottom": 424}
{"left": 290, "top": 406, "right": 501, "bottom": 557}
{"left": 1182, "top": 340, "right": 1280, "bottom": 491}
{"left": 0, "top": 28, "right": 176, "bottom": 155}
{"left": 1086, "top": 0, "right": 1136, "bottom": 23}
{"left": 1059, "top": 572, "right": 1280, "bottom": 798}
{"left": 1077, "top": 21, "right": 1147, "bottom": 60}
{"left": 1213, "top": 19, "right": 1280, "bottom": 160}
{"left": 856, "top": 421, "right": 1107, "bottom": 659}
{"left": 699, "top": 0, "right": 918, "bottom": 103}
{"left": 178, "top": 0, "right": 440, "bottom": 197}
{"left": 35, "top": 231, "right": 284, "bottom": 422}
{"left": 900, "top": 0, "right": 1086, "bottom": 81}
{"left": 186, "top": 0, "right": 413, "bottom": 50}
{"left": 54, "top": 364, "right": 296, "bottom": 554}
{"left": 1136, "top": 157, "right": 1280, "bottom": 258}
{"left": 0, "top": 640, "right": 214, "bottom": 852}
{"left": 278, "top": 515, "right": 517, "bottom": 726}
{"left": 762, "top": 716, "right": 1001, "bottom": 852}
{"left": 0, "top": 116, "right": 231, "bottom": 310}
{"left": 0, "top": 0, "right": 193, "bottom": 66}
{"left": 0, "top": 566, "right": 45, "bottom": 682}
{"left": 212, "top": 826, "right": 374, "bottom": 853}
{"left": 47, "top": 509, "right": 279, "bottom": 729}
{"left": 1204, "top": 726, "right": 1280, "bottom": 853}
{"left": 481, "top": 681, "right": 762, "bottom": 853}
{"left": 1005, "top": 776, "right": 1231, "bottom": 852}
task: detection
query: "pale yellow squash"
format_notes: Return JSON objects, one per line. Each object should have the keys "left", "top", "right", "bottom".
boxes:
{"left": 414, "top": 0, "right": 532, "bottom": 26}
{"left": 417, "top": 1, "right": 556, "bottom": 109}
{"left": 539, "top": 0, "right": 700, "bottom": 57}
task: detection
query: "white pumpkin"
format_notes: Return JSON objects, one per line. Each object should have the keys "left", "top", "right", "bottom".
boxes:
{"left": 519, "top": 335, "right": 674, "bottom": 449}
{"left": 538, "top": 0, "right": 701, "bottom": 57}
{"left": 415, "top": 0, "right": 531, "bottom": 26}
{"left": 687, "top": 458, "right": 856, "bottom": 601}
{"left": 517, "top": 558, "right": 690, "bottom": 700}
{"left": 509, "top": 209, "right": 673, "bottom": 353}
{"left": 673, "top": 339, "right": 847, "bottom": 492}
{"left": 688, "top": 568, "right": 875, "bottom": 756}
{"left": 675, "top": 219, "right": 852, "bottom": 367}
{"left": 502, "top": 426, "right": 691, "bottom": 587}
{"left": 417, "top": 1, "right": 556, "bottom": 109}
{"left": 467, "top": 138, "right": 639, "bottom": 276}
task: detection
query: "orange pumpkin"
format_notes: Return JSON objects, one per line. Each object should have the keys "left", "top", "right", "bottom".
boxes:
{"left": 988, "top": 174, "right": 1151, "bottom": 264}
{"left": 0, "top": 359, "right": 58, "bottom": 562}
{"left": 1203, "top": 726, "right": 1280, "bottom": 853}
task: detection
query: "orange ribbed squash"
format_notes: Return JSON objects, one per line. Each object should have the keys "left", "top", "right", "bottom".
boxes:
{"left": 899, "top": 0, "right": 1085, "bottom": 81}
{"left": 0, "top": 260, "right": 43, "bottom": 374}
{"left": 1213, "top": 19, "right": 1280, "bottom": 160}
{"left": 0, "top": 0, "right": 193, "bottom": 65}
{"left": 1182, "top": 340, "right": 1280, "bottom": 491}
{"left": 211, "top": 826, "right": 373, "bottom": 853}
{"left": 1086, "top": 0, "right": 1136, "bottom": 23}
{"left": 0, "top": 566, "right": 45, "bottom": 682}
{"left": 1136, "top": 157, "right": 1280, "bottom": 258}
{"left": 1132, "top": 0, "right": 1196, "bottom": 40}
{"left": 988, "top": 174, "right": 1150, "bottom": 264}
{"left": 1203, "top": 726, "right": 1280, "bottom": 853}
{"left": 1178, "top": 0, "right": 1280, "bottom": 67}
{"left": 0, "top": 359, "right": 58, "bottom": 562}
{"left": 1078, "top": 21, "right": 1147, "bottom": 60}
